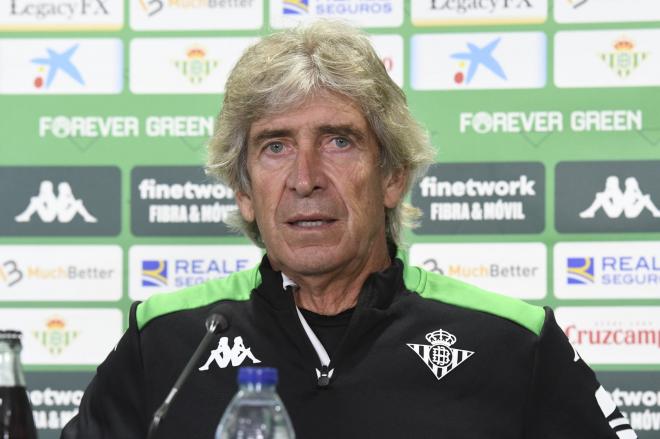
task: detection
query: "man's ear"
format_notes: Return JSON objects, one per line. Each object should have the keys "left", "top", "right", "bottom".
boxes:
{"left": 235, "top": 190, "right": 255, "bottom": 222}
{"left": 383, "top": 168, "right": 408, "bottom": 209}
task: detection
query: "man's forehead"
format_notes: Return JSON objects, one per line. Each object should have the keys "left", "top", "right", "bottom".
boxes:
{"left": 248, "top": 92, "right": 371, "bottom": 140}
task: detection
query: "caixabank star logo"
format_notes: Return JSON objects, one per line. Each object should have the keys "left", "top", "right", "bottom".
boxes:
{"left": 407, "top": 328, "right": 474, "bottom": 381}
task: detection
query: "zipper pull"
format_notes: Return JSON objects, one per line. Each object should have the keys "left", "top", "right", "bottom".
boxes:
{"left": 316, "top": 365, "right": 334, "bottom": 388}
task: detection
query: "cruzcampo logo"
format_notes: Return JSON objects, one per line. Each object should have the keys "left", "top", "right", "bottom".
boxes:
{"left": 33, "top": 317, "right": 79, "bottom": 355}
{"left": 600, "top": 37, "right": 648, "bottom": 78}
{"left": 174, "top": 46, "right": 219, "bottom": 85}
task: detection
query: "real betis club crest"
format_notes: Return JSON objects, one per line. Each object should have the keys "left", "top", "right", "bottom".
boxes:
{"left": 600, "top": 37, "right": 647, "bottom": 78}
{"left": 407, "top": 328, "right": 474, "bottom": 381}
{"left": 174, "top": 46, "right": 219, "bottom": 85}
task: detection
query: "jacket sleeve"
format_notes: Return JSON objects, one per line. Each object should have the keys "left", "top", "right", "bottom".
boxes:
{"left": 61, "top": 301, "right": 148, "bottom": 439}
{"left": 523, "top": 307, "right": 636, "bottom": 439}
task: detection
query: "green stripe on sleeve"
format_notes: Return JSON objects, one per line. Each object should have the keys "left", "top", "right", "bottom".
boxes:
{"left": 136, "top": 266, "right": 262, "bottom": 330}
{"left": 403, "top": 264, "right": 545, "bottom": 336}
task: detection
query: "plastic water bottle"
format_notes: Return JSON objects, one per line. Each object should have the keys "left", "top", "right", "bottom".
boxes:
{"left": 216, "top": 367, "right": 295, "bottom": 439}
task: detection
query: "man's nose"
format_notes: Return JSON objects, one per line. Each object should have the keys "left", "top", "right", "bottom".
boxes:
{"left": 286, "top": 147, "right": 326, "bottom": 196}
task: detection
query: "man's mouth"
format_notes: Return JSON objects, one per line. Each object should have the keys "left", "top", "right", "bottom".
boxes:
{"left": 287, "top": 217, "right": 337, "bottom": 228}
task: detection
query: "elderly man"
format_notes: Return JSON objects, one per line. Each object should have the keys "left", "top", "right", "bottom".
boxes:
{"left": 62, "top": 21, "right": 635, "bottom": 439}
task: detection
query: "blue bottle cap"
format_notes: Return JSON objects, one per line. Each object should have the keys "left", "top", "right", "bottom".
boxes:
{"left": 237, "top": 367, "right": 278, "bottom": 385}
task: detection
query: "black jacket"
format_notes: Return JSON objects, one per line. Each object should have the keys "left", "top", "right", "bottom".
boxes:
{"left": 61, "top": 256, "right": 635, "bottom": 438}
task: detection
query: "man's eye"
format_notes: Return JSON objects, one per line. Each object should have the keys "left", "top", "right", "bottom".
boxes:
{"left": 267, "top": 142, "right": 285, "bottom": 153}
{"left": 333, "top": 137, "right": 350, "bottom": 148}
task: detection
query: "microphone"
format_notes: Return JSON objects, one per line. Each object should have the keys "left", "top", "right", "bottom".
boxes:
{"left": 146, "top": 307, "right": 230, "bottom": 439}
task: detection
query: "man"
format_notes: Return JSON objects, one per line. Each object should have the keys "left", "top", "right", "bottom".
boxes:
{"left": 62, "top": 21, "right": 635, "bottom": 438}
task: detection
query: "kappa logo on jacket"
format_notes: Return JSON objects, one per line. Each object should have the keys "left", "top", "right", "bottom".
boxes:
{"left": 198, "top": 336, "right": 261, "bottom": 371}
{"left": 407, "top": 328, "right": 474, "bottom": 381}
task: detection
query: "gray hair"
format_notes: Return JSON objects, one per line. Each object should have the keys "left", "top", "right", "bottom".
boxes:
{"left": 206, "top": 20, "right": 435, "bottom": 248}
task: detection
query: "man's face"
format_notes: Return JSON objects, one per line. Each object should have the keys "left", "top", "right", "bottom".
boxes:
{"left": 236, "top": 91, "right": 406, "bottom": 277}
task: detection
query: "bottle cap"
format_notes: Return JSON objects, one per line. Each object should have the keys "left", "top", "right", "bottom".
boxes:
{"left": 237, "top": 367, "right": 278, "bottom": 386}
{"left": 0, "top": 330, "right": 23, "bottom": 348}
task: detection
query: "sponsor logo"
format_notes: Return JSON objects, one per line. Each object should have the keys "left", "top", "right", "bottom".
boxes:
{"left": 554, "top": 0, "right": 660, "bottom": 24}
{"left": 554, "top": 242, "right": 660, "bottom": 299}
{"left": 555, "top": 161, "right": 660, "bottom": 233}
{"left": 0, "top": 246, "right": 122, "bottom": 301}
{"left": 600, "top": 37, "right": 648, "bottom": 79}
{"left": 0, "top": 308, "right": 122, "bottom": 365}
{"left": 409, "top": 243, "right": 546, "bottom": 299}
{"left": 129, "top": 245, "right": 262, "bottom": 300}
{"left": 411, "top": 162, "right": 545, "bottom": 234}
{"left": 32, "top": 316, "right": 79, "bottom": 355}
{"left": 0, "top": 0, "right": 122, "bottom": 31}
{"left": 555, "top": 30, "right": 660, "bottom": 88}
{"left": 567, "top": 257, "right": 595, "bottom": 284}
{"left": 131, "top": 0, "right": 262, "bottom": 30}
{"left": 130, "top": 38, "right": 256, "bottom": 94}
{"left": 15, "top": 180, "right": 98, "bottom": 224}
{"left": 598, "top": 372, "right": 660, "bottom": 438}
{"left": 411, "top": 32, "right": 546, "bottom": 90}
{"left": 283, "top": 0, "right": 308, "bottom": 14}
{"left": 142, "top": 260, "right": 167, "bottom": 287}
{"left": 407, "top": 328, "right": 474, "bottom": 381}
{"left": 0, "top": 39, "right": 122, "bottom": 95}
{"left": 459, "top": 109, "right": 642, "bottom": 134}
{"left": 556, "top": 307, "right": 660, "bottom": 364}
{"left": 270, "top": 0, "right": 403, "bottom": 28}
{"left": 174, "top": 45, "right": 219, "bottom": 85}
{"left": 26, "top": 371, "right": 94, "bottom": 438}
{"left": 412, "top": 0, "right": 547, "bottom": 26}
{"left": 199, "top": 336, "right": 261, "bottom": 370}
{"left": 131, "top": 166, "right": 238, "bottom": 236}
{"left": 0, "top": 167, "right": 120, "bottom": 236}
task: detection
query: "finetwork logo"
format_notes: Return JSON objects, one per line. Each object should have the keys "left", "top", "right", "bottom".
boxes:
{"left": 270, "top": 0, "right": 403, "bottom": 28}
{"left": 555, "top": 242, "right": 660, "bottom": 299}
{"left": 131, "top": 0, "right": 262, "bottom": 30}
{"left": 411, "top": 32, "right": 546, "bottom": 90}
{"left": 567, "top": 257, "right": 595, "bottom": 285}
{"left": 412, "top": 0, "right": 547, "bottom": 26}
{"left": 0, "top": 39, "right": 123, "bottom": 95}
{"left": 131, "top": 166, "right": 238, "bottom": 236}
{"left": 412, "top": 162, "right": 545, "bottom": 234}
{"left": 141, "top": 260, "right": 167, "bottom": 287}
{"left": 555, "top": 161, "right": 660, "bottom": 233}
{"left": 0, "top": 0, "right": 123, "bottom": 30}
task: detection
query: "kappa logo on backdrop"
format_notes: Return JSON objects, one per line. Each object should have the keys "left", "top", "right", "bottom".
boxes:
{"left": 407, "top": 328, "right": 474, "bottom": 381}
{"left": 199, "top": 336, "right": 261, "bottom": 370}
{"left": 15, "top": 180, "right": 98, "bottom": 224}
{"left": 579, "top": 176, "right": 660, "bottom": 220}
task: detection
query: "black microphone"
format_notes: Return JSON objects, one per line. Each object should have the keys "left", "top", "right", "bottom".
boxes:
{"left": 146, "top": 307, "right": 230, "bottom": 439}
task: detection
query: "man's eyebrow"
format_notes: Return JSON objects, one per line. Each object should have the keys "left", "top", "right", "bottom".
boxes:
{"left": 250, "top": 129, "right": 294, "bottom": 146}
{"left": 317, "top": 124, "right": 367, "bottom": 142}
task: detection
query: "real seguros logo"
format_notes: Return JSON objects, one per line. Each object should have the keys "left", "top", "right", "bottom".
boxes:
{"left": 141, "top": 257, "right": 250, "bottom": 289}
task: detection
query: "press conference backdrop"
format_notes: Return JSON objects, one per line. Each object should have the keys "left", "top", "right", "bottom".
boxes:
{"left": 1, "top": 1, "right": 660, "bottom": 437}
